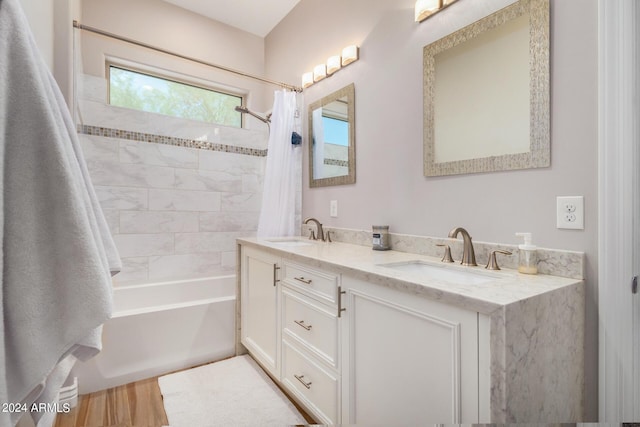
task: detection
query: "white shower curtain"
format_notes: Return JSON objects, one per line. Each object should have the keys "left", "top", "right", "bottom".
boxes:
{"left": 257, "top": 90, "right": 300, "bottom": 238}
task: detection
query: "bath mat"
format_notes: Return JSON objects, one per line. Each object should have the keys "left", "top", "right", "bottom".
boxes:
{"left": 158, "top": 355, "right": 307, "bottom": 426}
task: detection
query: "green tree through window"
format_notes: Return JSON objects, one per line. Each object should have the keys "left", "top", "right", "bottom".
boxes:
{"left": 109, "top": 66, "right": 243, "bottom": 127}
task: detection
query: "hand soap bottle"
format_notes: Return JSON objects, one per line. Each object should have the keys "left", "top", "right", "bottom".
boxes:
{"left": 515, "top": 232, "right": 538, "bottom": 274}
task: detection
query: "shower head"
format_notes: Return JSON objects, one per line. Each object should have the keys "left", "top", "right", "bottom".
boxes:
{"left": 234, "top": 105, "right": 270, "bottom": 124}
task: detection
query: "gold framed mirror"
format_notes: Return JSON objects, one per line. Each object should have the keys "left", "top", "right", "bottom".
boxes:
{"left": 423, "top": 0, "right": 550, "bottom": 176}
{"left": 308, "top": 83, "right": 355, "bottom": 187}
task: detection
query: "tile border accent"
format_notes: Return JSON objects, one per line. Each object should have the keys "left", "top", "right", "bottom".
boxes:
{"left": 324, "top": 158, "right": 349, "bottom": 167}
{"left": 78, "top": 124, "right": 268, "bottom": 157}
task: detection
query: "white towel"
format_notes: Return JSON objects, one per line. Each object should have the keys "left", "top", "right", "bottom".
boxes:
{"left": 0, "top": 0, "right": 121, "bottom": 426}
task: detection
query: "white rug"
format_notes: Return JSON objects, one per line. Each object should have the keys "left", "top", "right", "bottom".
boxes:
{"left": 158, "top": 355, "right": 307, "bottom": 426}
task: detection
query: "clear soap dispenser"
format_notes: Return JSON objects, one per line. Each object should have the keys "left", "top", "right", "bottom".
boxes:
{"left": 515, "top": 232, "right": 538, "bottom": 275}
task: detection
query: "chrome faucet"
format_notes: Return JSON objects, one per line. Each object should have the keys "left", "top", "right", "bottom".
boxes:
{"left": 448, "top": 227, "right": 477, "bottom": 266}
{"left": 304, "top": 217, "right": 325, "bottom": 242}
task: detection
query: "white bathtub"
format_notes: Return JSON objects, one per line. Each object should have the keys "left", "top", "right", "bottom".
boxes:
{"left": 74, "top": 275, "right": 236, "bottom": 394}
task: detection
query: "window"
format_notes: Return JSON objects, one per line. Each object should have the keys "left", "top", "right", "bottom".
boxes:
{"left": 322, "top": 116, "right": 349, "bottom": 146}
{"left": 108, "top": 65, "right": 243, "bottom": 127}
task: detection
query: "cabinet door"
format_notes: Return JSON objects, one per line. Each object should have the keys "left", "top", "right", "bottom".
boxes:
{"left": 240, "top": 246, "right": 281, "bottom": 377}
{"left": 341, "top": 276, "right": 479, "bottom": 424}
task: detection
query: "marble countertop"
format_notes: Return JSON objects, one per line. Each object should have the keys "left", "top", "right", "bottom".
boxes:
{"left": 237, "top": 237, "right": 583, "bottom": 315}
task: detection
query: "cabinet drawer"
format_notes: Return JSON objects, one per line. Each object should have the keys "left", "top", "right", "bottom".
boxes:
{"left": 283, "top": 262, "right": 338, "bottom": 305}
{"left": 282, "top": 288, "right": 339, "bottom": 369}
{"left": 282, "top": 339, "right": 339, "bottom": 425}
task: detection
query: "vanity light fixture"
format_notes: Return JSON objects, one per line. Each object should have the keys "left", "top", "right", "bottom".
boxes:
{"left": 341, "top": 45, "right": 359, "bottom": 66}
{"left": 313, "top": 64, "right": 327, "bottom": 82}
{"left": 326, "top": 55, "right": 342, "bottom": 75}
{"left": 415, "top": 0, "right": 459, "bottom": 22}
{"left": 302, "top": 72, "right": 314, "bottom": 88}
{"left": 300, "top": 45, "right": 360, "bottom": 89}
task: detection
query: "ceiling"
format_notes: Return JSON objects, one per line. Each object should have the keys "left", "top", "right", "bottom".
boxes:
{"left": 162, "top": 0, "right": 302, "bottom": 37}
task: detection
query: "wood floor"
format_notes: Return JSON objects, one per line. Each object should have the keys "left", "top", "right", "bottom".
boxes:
{"left": 53, "top": 378, "right": 168, "bottom": 427}
{"left": 53, "top": 367, "right": 315, "bottom": 427}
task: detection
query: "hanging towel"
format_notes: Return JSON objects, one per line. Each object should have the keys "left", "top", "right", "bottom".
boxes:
{"left": 0, "top": 0, "right": 121, "bottom": 426}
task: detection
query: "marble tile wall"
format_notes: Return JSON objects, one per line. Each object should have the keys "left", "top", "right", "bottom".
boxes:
{"left": 78, "top": 74, "right": 273, "bottom": 285}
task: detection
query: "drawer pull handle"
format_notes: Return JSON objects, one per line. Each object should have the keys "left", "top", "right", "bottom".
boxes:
{"left": 294, "top": 320, "right": 312, "bottom": 331}
{"left": 294, "top": 374, "right": 312, "bottom": 389}
{"left": 273, "top": 264, "right": 280, "bottom": 287}
{"left": 338, "top": 286, "right": 346, "bottom": 318}
{"left": 294, "top": 276, "right": 312, "bottom": 284}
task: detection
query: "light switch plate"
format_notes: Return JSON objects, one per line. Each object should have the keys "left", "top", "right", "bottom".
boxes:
{"left": 330, "top": 200, "right": 338, "bottom": 217}
{"left": 556, "top": 196, "right": 584, "bottom": 229}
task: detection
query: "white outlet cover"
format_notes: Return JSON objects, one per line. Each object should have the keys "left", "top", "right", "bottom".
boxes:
{"left": 556, "top": 196, "right": 584, "bottom": 229}
{"left": 330, "top": 200, "right": 338, "bottom": 217}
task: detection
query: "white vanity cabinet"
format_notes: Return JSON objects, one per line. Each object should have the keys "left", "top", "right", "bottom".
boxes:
{"left": 339, "top": 276, "right": 489, "bottom": 424}
{"left": 280, "top": 261, "right": 342, "bottom": 425}
{"left": 240, "top": 246, "right": 281, "bottom": 378}
{"left": 238, "top": 238, "right": 585, "bottom": 423}
{"left": 240, "top": 245, "right": 342, "bottom": 425}
{"left": 240, "top": 243, "right": 489, "bottom": 424}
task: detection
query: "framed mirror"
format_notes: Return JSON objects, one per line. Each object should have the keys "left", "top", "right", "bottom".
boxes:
{"left": 423, "top": 0, "right": 549, "bottom": 176}
{"left": 309, "top": 83, "right": 355, "bottom": 187}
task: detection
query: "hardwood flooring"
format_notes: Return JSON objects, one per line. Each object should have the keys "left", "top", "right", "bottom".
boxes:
{"left": 53, "top": 365, "right": 314, "bottom": 427}
{"left": 53, "top": 378, "right": 168, "bottom": 427}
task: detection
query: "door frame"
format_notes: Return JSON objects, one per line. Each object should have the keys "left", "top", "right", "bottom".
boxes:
{"left": 598, "top": 0, "right": 640, "bottom": 420}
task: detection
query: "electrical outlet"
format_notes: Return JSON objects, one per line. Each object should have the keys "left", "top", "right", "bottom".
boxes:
{"left": 330, "top": 200, "right": 338, "bottom": 217}
{"left": 556, "top": 196, "right": 584, "bottom": 229}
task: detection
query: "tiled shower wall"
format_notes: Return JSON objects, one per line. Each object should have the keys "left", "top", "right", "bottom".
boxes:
{"left": 77, "top": 75, "right": 274, "bottom": 285}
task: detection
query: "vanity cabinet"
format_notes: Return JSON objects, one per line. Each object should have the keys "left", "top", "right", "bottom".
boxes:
{"left": 240, "top": 246, "right": 342, "bottom": 424}
{"left": 239, "top": 238, "right": 585, "bottom": 423}
{"left": 240, "top": 246, "right": 281, "bottom": 378}
{"left": 280, "top": 261, "right": 342, "bottom": 425}
{"left": 340, "top": 276, "right": 489, "bottom": 424}
{"left": 240, "top": 243, "right": 490, "bottom": 424}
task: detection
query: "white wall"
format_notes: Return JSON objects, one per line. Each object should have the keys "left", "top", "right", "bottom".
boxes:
{"left": 18, "top": 0, "right": 78, "bottom": 104}
{"left": 18, "top": 0, "right": 54, "bottom": 68}
{"left": 266, "top": 0, "right": 599, "bottom": 420}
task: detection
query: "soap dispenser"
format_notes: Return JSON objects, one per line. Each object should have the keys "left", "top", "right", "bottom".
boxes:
{"left": 515, "top": 232, "right": 538, "bottom": 274}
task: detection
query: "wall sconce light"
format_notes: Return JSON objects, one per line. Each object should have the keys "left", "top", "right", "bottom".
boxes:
{"left": 327, "top": 55, "right": 342, "bottom": 75}
{"left": 313, "top": 64, "right": 327, "bottom": 82}
{"left": 341, "top": 45, "right": 359, "bottom": 66}
{"left": 302, "top": 72, "right": 314, "bottom": 88}
{"left": 301, "top": 45, "right": 360, "bottom": 89}
{"left": 415, "top": 0, "right": 459, "bottom": 22}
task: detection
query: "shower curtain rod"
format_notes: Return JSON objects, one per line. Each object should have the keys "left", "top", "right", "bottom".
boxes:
{"left": 72, "top": 20, "right": 303, "bottom": 93}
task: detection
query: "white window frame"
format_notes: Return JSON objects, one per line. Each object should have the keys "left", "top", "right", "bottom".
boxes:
{"left": 105, "top": 57, "right": 247, "bottom": 127}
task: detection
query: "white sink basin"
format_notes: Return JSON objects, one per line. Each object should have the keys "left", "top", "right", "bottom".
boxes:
{"left": 266, "top": 238, "right": 314, "bottom": 247}
{"left": 378, "top": 260, "right": 498, "bottom": 285}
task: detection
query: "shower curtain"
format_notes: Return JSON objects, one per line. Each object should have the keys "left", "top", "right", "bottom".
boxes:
{"left": 257, "top": 90, "right": 300, "bottom": 238}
